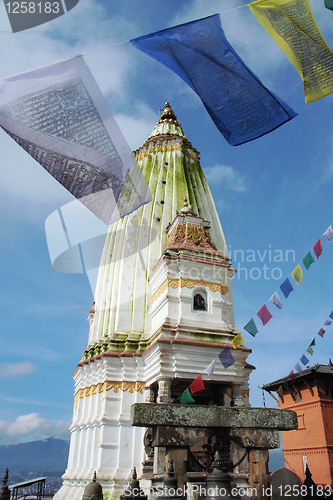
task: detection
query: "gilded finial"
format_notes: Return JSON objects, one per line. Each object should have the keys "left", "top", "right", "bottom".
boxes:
{"left": 183, "top": 198, "right": 188, "bottom": 207}
{"left": 158, "top": 102, "right": 179, "bottom": 125}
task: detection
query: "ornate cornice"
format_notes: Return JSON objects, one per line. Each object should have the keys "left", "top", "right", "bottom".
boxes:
{"left": 134, "top": 141, "right": 199, "bottom": 163}
{"left": 164, "top": 222, "right": 224, "bottom": 255}
{"left": 74, "top": 380, "right": 146, "bottom": 412}
{"left": 152, "top": 277, "right": 228, "bottom": 303}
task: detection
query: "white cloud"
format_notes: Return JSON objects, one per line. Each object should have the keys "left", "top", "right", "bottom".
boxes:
{"left": 0, "top": 413, "right": 71, "bottom": 445}
{"left": 0, "top": 361, "right": 36, "bottom": 379}
{"left": 7, "top": 413, "right": 47, "bottom": 437}
{"left": 205, "top": 164, "right": 247, "bottom": 193}
{"left": 115, "top": 108, "right": 157, "bottom": 151}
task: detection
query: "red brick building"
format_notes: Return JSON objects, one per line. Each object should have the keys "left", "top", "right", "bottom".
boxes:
{"left": 263, "top": 362, "right": 333, "bottom": 485}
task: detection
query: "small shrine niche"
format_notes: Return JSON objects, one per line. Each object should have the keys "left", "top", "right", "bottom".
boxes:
{"left": 193, "top": 290, "right": 207, "bottom": 311}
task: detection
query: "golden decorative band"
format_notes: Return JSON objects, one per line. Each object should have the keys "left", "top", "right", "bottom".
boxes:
{"left": 152, "top": 278, "right": 228, "bottom": 303}
{"left": 74, "top": 381, "right": 146, "bottom": 412}
{"left": 135, "top": 143, "right": 199, "bottom": 163}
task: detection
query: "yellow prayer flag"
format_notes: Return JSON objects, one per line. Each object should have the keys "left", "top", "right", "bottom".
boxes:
{"left": 277, "top": 385, "right": 284, "bottom": 397}
{"left": 248, "top": 0, "right": 333, "bottom": 102}
{"left": 232, "top": 332, "right": 246, "bottom": 349}
{"left": 291, "top": 264, "right": 303, "bottom": 285}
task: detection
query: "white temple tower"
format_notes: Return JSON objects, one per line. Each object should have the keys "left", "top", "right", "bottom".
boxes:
{"left": 54, "top": 103, "right": 254, "bottom": 500}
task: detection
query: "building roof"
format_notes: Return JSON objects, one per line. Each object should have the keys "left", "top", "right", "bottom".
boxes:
{"left": 263, "top": 361, "right": 333, "bottom": 392}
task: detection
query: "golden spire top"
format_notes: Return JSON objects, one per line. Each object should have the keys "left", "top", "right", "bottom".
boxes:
{"left": 158, "top": 102, "right": 180, "bottom": 126}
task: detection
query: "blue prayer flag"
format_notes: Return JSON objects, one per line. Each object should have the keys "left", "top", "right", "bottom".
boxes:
{"left": 131, "top": 15, "right": 296, "bottom": 146}
{"left": 329, "top": 311, "right": 333, "bottom": 320}
{"left": 218, "top": 346, "right": 235, "bottom": 369}
{"left": 280, "top": 278, "right": 294, "bottom": 298}
{"left": 300, "top": 354, "right": 309, "bottom": 366}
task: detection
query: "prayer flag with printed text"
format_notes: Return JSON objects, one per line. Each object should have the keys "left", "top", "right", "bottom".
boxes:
{"left": 324, "top": 319, "right": 332, "bottom": 326}
{"left": 306, "top": 346, "right": 314, "bottom": 356}
{"left": 249, "top": 0, "right": 333, "bottom": 102}
{"left": 131, "top": 14, "right": 296, "bottom": 146}
{"left": 291, "top": 265, "right": 303, "bottom": 285}
{"left": 0, "top": 56, "right": 151, "bottom": 224}
{"left": 257, "top": 304, "right": 273, "bottom": 325}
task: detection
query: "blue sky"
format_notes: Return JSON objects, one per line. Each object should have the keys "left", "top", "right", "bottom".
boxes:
{"left": 0, "top": 0, "right": 333, "bottom": 446}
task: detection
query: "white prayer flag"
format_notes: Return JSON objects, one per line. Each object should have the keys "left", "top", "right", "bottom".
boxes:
{"left": 269, "top": 291, "right": 283, "bottom": 310}
{"left": 324, "top": 319, "right": 332, "bottom": 326}
{"left": 204, "top": 359, "right": 215, "bottom": 378}
{"left": 324, "top": 225, "right": 333, "bottom": 242}
{"left": 0, "top": 55, "right": 151, "bottom": 224}
{"left": 294, "top": 363, "right": 303, "bottom": 374}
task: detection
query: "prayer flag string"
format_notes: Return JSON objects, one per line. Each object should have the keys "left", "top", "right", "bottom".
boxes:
{"left": 242, "top": 224, "right": 333, "bottom": 339}
{"left": 263, "top": 308, "right": 333, "bottom": 398}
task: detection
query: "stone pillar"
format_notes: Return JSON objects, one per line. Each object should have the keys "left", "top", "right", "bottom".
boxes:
{"left": 157, "top": 379, "right": 171, "bottom": 403}
{"left": 144, "top": 386, "right": 155, "bottom": 403}
{"left": 142, "top": 387, "right": 155, "bottom": 477}
{"left": 230, "top": 428, "right": 279, "bottom": 500}
{"left": 153, "top": 446, "right": 167, "bottom": 477}
{"left": 232, "top": 385, "right": 245, "bottom": 407}
{"left": 232, "top": 444, "right": 249, "bottom": 489}
{"left": 248, "top": 450, "right": 271, "bottom": 500}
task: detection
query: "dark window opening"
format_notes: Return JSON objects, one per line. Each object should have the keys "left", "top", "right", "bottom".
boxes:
{"left": 194, "top": 293, "right": 206, "bottom": 311}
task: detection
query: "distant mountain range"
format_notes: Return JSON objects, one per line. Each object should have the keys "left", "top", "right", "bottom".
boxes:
{"left": 0, "top": 438, "right": 69, "bottom": 473}
{"left": 0, "top": 436, "right": 284, "bottom": 479}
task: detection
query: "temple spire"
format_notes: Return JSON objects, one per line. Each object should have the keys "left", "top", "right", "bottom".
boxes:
{"left": 148, "top": 101, "right": 186, "bottom": 139}
{"left": 158, "top": 102, "right": 179, "bottom": 125}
